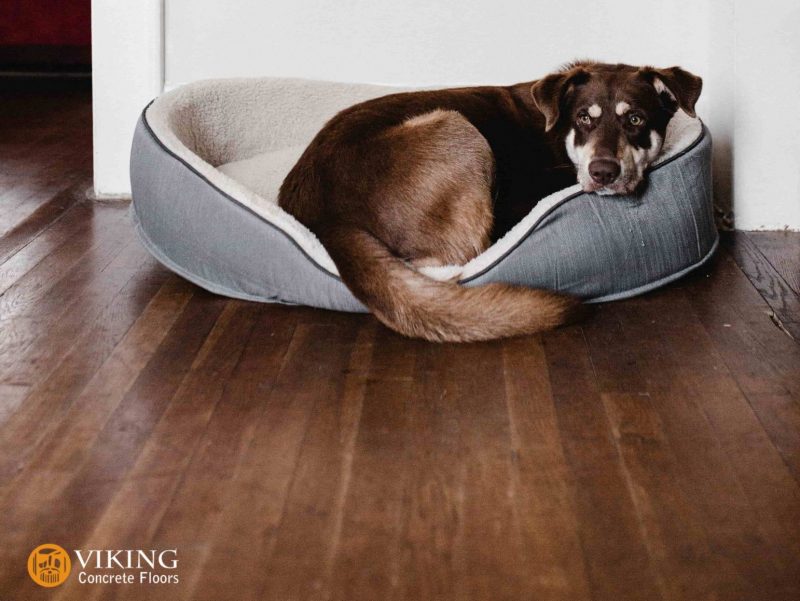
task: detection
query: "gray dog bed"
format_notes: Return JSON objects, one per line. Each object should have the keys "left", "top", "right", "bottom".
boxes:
{"left": 130, "top": 78, "right": 717, "bottom": 312}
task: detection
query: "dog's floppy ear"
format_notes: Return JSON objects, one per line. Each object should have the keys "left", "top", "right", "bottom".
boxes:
{"left": 530, "top": 67, "right": 589, "bottom": 132}
{"left": 640, "top": 66, "right": 703, "bottom": 117}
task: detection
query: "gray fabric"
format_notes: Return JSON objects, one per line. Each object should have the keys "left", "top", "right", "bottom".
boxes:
{"left": 130, "top": 109, "right": 716, "bottom": 312}
{"left": 130, "top": 116, "right": 366, "bottom": 312}
{"left": 465, "top": 128, "right": 717, "bottom": 302}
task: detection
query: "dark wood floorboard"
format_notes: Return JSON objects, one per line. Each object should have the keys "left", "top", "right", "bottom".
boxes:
{"left": 746, "top": 231, "right": 800, "bottom": 297}
{"left": 722, "top": 231, "right": 800, "bottom": 340}
{"left": 1, "top": 84, "right": 799, "bottom": 601}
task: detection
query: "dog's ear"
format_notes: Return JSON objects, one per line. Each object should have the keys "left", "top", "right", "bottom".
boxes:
{"left": 640, "top": 66, "right": 703, "bottom": 117}
{"left": 530, "top": 67, "right": 589, "bottom": 132}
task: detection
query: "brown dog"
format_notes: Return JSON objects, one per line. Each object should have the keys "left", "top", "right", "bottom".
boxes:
{"left": 278, "top": 61, "right": 702, "bottom": 342}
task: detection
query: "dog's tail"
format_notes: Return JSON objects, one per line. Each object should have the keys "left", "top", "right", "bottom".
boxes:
{"left": 320, "top": 225, "right": 583, "bottom": 343}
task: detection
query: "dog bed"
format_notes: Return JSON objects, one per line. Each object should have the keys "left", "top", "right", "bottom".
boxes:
{"left": 130, "top": 77, "right": 717, "bottom": 312}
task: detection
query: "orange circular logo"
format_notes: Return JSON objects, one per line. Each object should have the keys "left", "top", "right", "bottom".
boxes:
{"left": 28, "top": 544, "right": 71, "bottom": 587}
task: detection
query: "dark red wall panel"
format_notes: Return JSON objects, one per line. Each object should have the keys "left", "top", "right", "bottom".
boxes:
{"left": 0, "top": 0, "right": 91, "bottom": 46}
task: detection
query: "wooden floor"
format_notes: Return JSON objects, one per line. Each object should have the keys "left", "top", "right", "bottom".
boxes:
{"left": 1, "top": 82, "right": 799, "bottom": 601}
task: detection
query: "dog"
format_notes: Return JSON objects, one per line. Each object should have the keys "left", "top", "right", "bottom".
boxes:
{"left": 278, "top": 61, "right": 702, "bottom": 342}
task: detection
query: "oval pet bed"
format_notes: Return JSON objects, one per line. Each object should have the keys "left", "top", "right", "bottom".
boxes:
{"left": 130, "top": 77, "right": 717, "bottom": 313}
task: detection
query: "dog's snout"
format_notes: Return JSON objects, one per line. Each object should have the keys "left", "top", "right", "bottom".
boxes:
{"left": 588, "top": 159, "right": 621, "bottom": 186}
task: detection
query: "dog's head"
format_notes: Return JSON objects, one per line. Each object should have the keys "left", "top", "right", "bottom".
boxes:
{"left": 531, "top": 61, "right": 702, "bottom": 195}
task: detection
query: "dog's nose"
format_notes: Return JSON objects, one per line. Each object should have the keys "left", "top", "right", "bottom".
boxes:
{"left": 588, "top": 159, "right": 621, "bottom": 185}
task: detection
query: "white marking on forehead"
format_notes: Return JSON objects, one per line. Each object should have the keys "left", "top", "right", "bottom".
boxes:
{"left": 615, "top": 101, "right": 630, "bottom": 116}
{"left": 652, "top": 77, "right": 676, "bottom": 100}
{"left": 588, "top": 104, "right": 602, "bottom": 118}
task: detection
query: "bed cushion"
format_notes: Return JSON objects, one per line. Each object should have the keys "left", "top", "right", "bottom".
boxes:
{"left": 130, "top": 77, "right": 717, "bottom": 312}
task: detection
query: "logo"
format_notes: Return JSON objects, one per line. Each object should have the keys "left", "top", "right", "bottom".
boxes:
{"left": 28, "top": 544, "right": 71, "bottom": 587}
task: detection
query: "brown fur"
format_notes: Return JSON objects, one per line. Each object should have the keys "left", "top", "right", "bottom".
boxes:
{"left": 278, "top": 63, "right": 696, "bottom": 342}
{"left": 279, "top": 91, "right": 580, "bottom": 342}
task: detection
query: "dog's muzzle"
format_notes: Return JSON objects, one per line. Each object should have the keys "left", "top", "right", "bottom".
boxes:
{"left": 588, "top": 158, "right": 621, "bottom": 186}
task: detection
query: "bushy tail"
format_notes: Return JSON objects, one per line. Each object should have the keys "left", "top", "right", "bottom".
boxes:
{"left": 320, "top": 225, "right": 583, "bottom": 343}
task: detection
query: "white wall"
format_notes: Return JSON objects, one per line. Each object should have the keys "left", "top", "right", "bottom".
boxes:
{"left": 733, "top": 2, "right": 800, "bottom": 230}
{"left": 93, "top": 0, "right": 800, "bottom": 230}
{"left": 92, "top": 0, "right": 163, "bottom": 197}
{"left": 165, "top": 0, "right": 709, "bottom": 89}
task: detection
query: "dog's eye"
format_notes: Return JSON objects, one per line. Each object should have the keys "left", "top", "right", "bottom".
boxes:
{"left": 629, "top": 114, "right": 644, "bottom": 126}
{"left": 578, "top": 113, "right": 591, "bottom": 125}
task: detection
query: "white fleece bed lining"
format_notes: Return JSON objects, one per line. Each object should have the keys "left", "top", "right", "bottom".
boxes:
{"left": 144, "top": 77, "right": 703, "bottom": 282}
